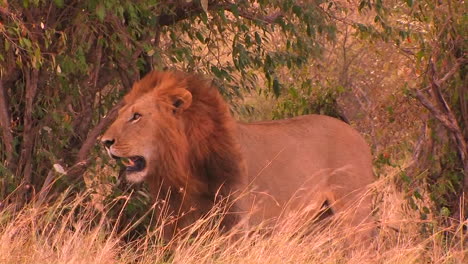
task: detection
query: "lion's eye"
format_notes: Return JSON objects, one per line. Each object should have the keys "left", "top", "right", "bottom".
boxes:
{"left": 130, "top": 113, "right": 142, "bottom": 122}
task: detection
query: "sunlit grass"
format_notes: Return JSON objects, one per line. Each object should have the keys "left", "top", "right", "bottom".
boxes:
{"left": 0, "top": 171, "right": 466, "bottom": 264}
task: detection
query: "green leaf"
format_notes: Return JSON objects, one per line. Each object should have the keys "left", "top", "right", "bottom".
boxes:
{"left": 53, "top": 0, "right": 64, "bottom": 8}
{"left": 33, "top": 47, "right": 42, "bottom": 68}
{"left": 289, "top": 87, "right": 298, "bottom": 98}
{"left": 218, "top": 9, "right": 227, "bottom": 22}
{"left": 358, "top": 0, "right": 368, "bottom": 11}
{"left": 196, "top": 32, "right": 205, "bottom": 43}
{"left": 200, "top": 11, "right": 208, "bottom": 24}
{"left": 20, "top": 38, "right": 32, "bottom": 49}
{"left": 422, "top": 206, "right": 430, "bottom": 214}
{"left": 273, "top": 78, "right": 281, "bottom": 98}
{"left": 96, "top": 4, "right": 106, "bottom": 22}
{"left": 4, "top": 40, "right": 10, "bottom": 51}
{"left": 292, "top": 5, "right": 302, "bottom": 16}
{"left": 230, "top": 4, "right": 239, "bottom": 18}
{"left": 440, "top": 207, "right": 450, "bottom": 217}
{"left": 240, "top": 24, "right": 249, "bottom": 32}
{"left": 254, "top": 32, "right": 262, "bottom": 45}
{"left": 413, "top": 190, "right": 422, "bottom": 200}
{"left": 245, "top": 34, "right": 251, "bottom": 46}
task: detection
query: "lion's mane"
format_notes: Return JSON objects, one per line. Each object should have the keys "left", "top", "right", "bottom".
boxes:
{"left": 124, "top": 71, "right": 245, "bottom": 230}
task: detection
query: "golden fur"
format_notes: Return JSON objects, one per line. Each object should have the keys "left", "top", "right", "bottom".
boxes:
{"left": 102, "top": 71, "right": 375, "bottom": 242}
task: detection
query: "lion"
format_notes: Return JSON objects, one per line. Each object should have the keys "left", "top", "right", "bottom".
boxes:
{"left": 101, "top": 71, "right": 375, "bottom": 243}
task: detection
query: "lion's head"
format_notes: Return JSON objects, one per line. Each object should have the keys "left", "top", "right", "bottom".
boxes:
{"left": 101, "top": 71, "right": 244, "bottom": 201}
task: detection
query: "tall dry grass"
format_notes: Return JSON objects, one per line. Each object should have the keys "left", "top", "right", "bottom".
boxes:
{"left": 0, "top": 170, "right": 466, "bottom": 264}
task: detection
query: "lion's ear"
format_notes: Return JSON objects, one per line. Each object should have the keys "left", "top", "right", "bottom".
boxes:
{"left": 171, "top": 89, "right": 192, "bottom": 113}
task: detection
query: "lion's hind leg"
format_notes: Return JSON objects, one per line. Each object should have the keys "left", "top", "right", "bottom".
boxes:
{"left": 325, "top": 187, "right": 375, "bottom": 249}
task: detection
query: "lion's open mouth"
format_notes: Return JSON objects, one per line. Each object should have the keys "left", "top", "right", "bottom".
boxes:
{"left": 114, "top": 156, "right": 146, "bottom": 173}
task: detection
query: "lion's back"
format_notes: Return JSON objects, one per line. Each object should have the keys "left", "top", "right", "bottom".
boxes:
{"left": 236, "top": 114, "right": 374, "bottom": 222}
{"left": 237, "top": 114, "right": 372, "bottom": 175}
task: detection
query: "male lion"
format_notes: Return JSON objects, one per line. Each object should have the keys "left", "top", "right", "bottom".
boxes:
{"left": 102, "top": 71, "right": 375, "bottom": 243}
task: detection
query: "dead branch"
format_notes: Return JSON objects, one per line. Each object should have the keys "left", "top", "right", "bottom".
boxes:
{"left": 228, "top": 7, "right": 283, "bottom": 24}
{"left": 435, "top": 59, "right": 465, "bottom": 86}
{"left": 414, "top": 59, "right": 468, "bottom": 192}
{"left": 157, "top": 0, "right": 221, "bottom": 26}
{"left": 76, "top": 101, "right": 124, "bottom": 164}
{"left": 36, "top": 169, "right": 55, "bottom": 205}
{"left": 157, "top": 1, "right": 282, "bottom": 26}
{"left": 37, "top": 100, "right": 124, "bottom": 199}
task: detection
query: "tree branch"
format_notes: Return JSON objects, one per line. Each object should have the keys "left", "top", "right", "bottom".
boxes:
{"left": 0, "top": 79, "right": 15, "bottom": 171}
{"left": 17, "top": 68, "right": 39, "bottom": 186}
{"left": 76, "top": 101, "right": 124, "bottom": 164}
{"left": 63, "top": 101, "right": 124, "bottom": 182}
{"left": 158, "top": 0, "right": 219, "bottom": 26}
{"left": 414, "top": 90, "right": 458, "bottom": 133}
{"left": 157, "top": 1, "right": 282, "bottom": 26}
{"left": 414, "top": 59, "right": 468, "bottom": 192}
{"left": 37, "top": 99, "right": 124, "bottom": 200}
{"left": 228, "top": 7, "right": 283, "bottom": 24}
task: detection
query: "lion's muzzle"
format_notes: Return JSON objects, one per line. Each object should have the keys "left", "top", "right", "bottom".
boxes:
{"left": 101, "top": 138, "right": 147, "bottom": 174}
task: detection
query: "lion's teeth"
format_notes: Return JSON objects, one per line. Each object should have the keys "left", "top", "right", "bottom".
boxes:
{"left": 122, "top": 158, "right": 135, "bottom": 167}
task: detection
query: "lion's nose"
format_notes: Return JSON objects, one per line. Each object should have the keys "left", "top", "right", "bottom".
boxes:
{"left": 102, "top": 138, "right": 115, "bottom": 148}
